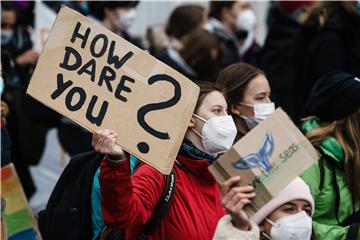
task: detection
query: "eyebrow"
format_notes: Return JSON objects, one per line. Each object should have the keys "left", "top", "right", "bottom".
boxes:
{"left": 254, "top": 92, "right": 268, "bottom": 96}
{"left": 212, "top": 105, "right": 224, "bottom": 108}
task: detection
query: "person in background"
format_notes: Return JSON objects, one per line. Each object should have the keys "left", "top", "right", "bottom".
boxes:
{"left": 1, "top": 2, "right": 38, "bottom": 84}
{"left": 1, "top": 51, "right": 13, "bottom": 167}
{"left": 100, "top": 1, "right": 143, "bottom": 49}
{"left": 153, "top": 5, "right": 208, "bottom": 79}
{"left": 177, "top": 28, "right": 221, "bottom": 82}
{"left": 277, "top": 1, "right": 315, "bottom": 21}
{"left": 301, "top": 71, "right": 360, "bottom": 239}
{"left": 1, "top": 3, "right": 43, "bottom": 198}
{"left": 214, "top": 176, "right": 314, "bottom": 240}
{"left": 216, "top": 63, "right": 274, "bottom": 141}
{"left": 258, "top": 1, "right": 316, "bottom": 123}
{"left": 208, "top": 1, "right": 260, "bottom": 67}
{"left": 299, "top": 1, "right": 360, "bottom": 117}
{"left": 95, "top": 82, "right": 237, "bottom": 239}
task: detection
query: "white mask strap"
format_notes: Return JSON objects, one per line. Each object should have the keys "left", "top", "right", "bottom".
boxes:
{"left": 190, "top": 127, "right": 205, "bottom": 140}
{"left": 239, "top": 102, "right": 254, "bottom": 108}
{"left": 266, "top": 218, "right": 278, "bottom": 227}
{"left": 261, "top": 232, "right": 271, "bottom": 240}
{"left": 192, "top": 113, "right": 207, "bottom": 122}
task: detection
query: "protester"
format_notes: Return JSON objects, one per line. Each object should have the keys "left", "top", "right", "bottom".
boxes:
{"left": 301, "top": 71, "right": 360, "bottom": 239}
{"left": 1, "top": 51, "right": 12, "bottom": 167}
{"left": 208, "top": 1, "right": 260, "bottom": 67}
{"left": 216, "top": 63, "right": 274, "bottom": 141}
{"left": 1, "top": 3, "right": 43, "bottom": 198}
{"left": 214, "top": 177, "right": 314, "bottom": 239}
{"left": 100, "top": 1, "right": 142, "bottom": 48}
{"left": 178, "top": 29, "right": 222, "bottom": 82}
{"left": 258, "top": 1, "right": 316, "bottom": 123}
{"left": 154, "top": 5, "right": 209, "bottom": 80}
{"left": 94, "top": 82, "right": 237, "bottom": 239}
{"left": 299, "top": 1, "right": 360, "bottom": 116}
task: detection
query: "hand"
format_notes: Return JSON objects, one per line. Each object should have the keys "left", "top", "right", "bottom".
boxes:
{"left": 92, "top": 129, "right": 127, "bottom": 160}
{"left": 16, "top": 49, "right": 39, "bottom": 66}
{"left": 221, "top": 176, "right": 256, "bottom": 230}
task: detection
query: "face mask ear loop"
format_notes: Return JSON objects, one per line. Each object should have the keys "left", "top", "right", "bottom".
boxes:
{"left": 261, "top": 232, "right": 271, "bottom": 240}
{"left": 190, "top": 127, "right": 206, "bottom": 141}
{"left": 192, "top": 113, "right": 207, "bottom": 122}
{"left": 239, "top": 102, "right": 254, "bottom": 108}
{"left": 266, "top": 218, "right": 278, "bottom": 227}
{"left": 191, "top": 114, "right": 206, "bottom": 140}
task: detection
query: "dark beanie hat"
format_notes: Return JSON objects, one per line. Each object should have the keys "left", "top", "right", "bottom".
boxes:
{"left": 304, "top": 71, "right": 360, "bottom": 121}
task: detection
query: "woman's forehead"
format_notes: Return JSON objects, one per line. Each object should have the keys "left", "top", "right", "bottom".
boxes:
{"left": 202, "top": 91, "right": 226, "bottom": 107}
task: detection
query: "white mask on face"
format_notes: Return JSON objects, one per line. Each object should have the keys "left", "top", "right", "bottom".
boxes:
{"left": 235, "top": 9, "right": 256, "bottom": 32}
{"left": 192, "top": 114, "right": 237, "bottom": 155}
{"left": 1, "top": 30, "right": 13, "bottom": 45}
{"left": 113, "top": 8, "right": 137, "bottom": 31}
{"left": 240, "top": 102, "right": 275, "bottom": 129}
{"left": 266, "top": 211, "right": 312, "bottom": 240}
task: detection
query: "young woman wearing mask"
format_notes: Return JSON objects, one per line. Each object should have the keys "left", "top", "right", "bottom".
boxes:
{"left": 216, "top": 63, "right": 274, "bottom": 141}
{"left": 92, "top": 82, "right": 238, "bottom": 239}
{"left": 213, "top": 176, "right": 314, "bottom": 240}
{"left": 301, "top": 71, "right": 360, "bottom": 239}
{"left": 208, "top": 1, "right": 259, "bottom": 66}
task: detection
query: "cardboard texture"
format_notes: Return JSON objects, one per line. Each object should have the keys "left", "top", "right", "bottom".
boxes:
{"left": 209, "top": 108, "right": 319, "bottom": 216}
{"left": 27, "top": 6, "right": 199, "bottom": 175}
{"left": 1, "top": 164, "right": 42, "bottom": 240}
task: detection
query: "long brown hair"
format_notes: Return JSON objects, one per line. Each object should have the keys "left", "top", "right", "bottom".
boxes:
{"left": 180, "top": 29, "right": 221, "bottom": 82}
{"left": 216, "top": 63, "right": 265, "bottom": 140}
{"left": 300, "top": 1, "right": 358, "bottom": 25}
{"left": 305, "top": 109, "right": 360, "bottom": 203}
{"left": 193, "top": 81, "right": 221, "bottom": 113}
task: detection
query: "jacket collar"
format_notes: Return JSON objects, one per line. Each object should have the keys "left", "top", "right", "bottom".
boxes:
{"left": 302, "top": 117, "right": 344, "bottom": 163}
{"left": 177, "top": 140, "right": 218, "bottom": 180}
{"left": 209, "top": 18, "right": 238, "bottom": 43}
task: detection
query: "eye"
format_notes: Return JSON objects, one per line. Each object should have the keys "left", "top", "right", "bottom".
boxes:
{"left": 283, "top": 206, "right": 295, "bottom": 213}
{"left": 304, "top": 207, "right": 311, "bottom": 216}
{"left": 255, "top": 96, "right": 266, "bottom": 101}
{"left": 212, "top": 107, "right": 222, "bottom": 114}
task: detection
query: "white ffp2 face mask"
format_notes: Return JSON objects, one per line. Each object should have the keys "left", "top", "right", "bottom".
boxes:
{"left": 192, "top": 114, "right": 237, "bottom": 155}
{"left": 235, "top": 9, "right": 256, "bottom": 32}
{"left": 114, "top": 8, "right": 137, "bottom": 30}
{"left": 267, "top": 211, "right": 312, "bottom": 240}
{"left": 241, "top": 102, "right": 275, "bottom": 129}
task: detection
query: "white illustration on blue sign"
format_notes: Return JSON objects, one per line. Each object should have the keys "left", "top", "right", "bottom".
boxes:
{"left": 232, "top": 131, "right": 274, "bottom": 172}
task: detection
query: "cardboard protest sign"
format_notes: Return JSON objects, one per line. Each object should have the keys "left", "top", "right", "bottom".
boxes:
{"left": 1, "top": 164, "right": 42, "bottom": 240}
{"left": 209, "top": 108, "right": 319, "bottom": 216}
{"left": 33, "top": 1, "right": 56, "bottom": 52}
{"left": 27, "top": 6, "right": 199, "bottom": 175}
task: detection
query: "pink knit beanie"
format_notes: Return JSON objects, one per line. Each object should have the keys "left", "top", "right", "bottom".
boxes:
{"left": 251, "top": 177, "right": 314, "bottom": 225}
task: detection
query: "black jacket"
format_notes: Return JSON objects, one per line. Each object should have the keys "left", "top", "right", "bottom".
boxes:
{"left": 300, "top": 5, "right": 360, "bottom": 109}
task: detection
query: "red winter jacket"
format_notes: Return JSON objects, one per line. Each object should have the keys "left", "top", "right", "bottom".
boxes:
{"left": 99, "top": 155, "right": 226, "bottom": 240}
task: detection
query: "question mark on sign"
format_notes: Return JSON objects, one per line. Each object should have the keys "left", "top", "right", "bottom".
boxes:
{"left": 137, "top": 74, "right": 181, "bottom": 154}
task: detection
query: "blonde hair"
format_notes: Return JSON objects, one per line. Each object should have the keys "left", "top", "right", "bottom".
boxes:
{"left": 305, "top": 110, "right": 360, "bottom": 203}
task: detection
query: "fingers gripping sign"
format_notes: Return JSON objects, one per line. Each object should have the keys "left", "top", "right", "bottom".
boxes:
{"left": 92, "top": 129, "right": 127, "bottom": 160}
{"left": 221, "top": 176, "right": 256, "bottom": 230}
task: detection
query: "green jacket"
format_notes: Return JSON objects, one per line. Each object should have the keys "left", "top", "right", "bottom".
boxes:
{"left": 301, "top": 118, "right": 359, "bottom": 240}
